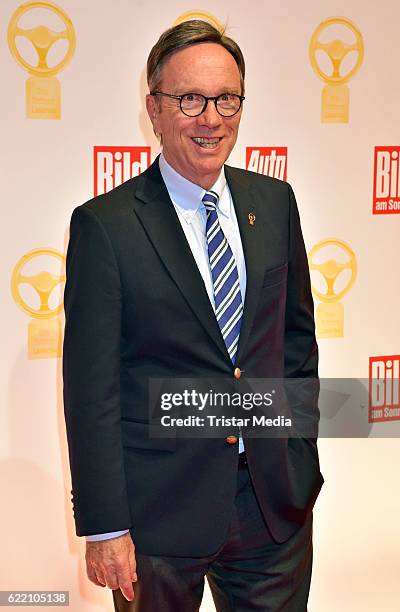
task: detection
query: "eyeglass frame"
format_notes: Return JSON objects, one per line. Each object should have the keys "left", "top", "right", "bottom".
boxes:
{"left": 150, "top": 91, "right": 245, "bottom": 117}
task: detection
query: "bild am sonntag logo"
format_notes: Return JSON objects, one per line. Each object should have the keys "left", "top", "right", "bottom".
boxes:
{"left": 373, "top": 146, "right": 400, "bottom": 214}
{"left": 94, "top": 146, "right": 151, "bottom": 196}
{"left": 369, "top": 355, "right": 400, "bottom": 422}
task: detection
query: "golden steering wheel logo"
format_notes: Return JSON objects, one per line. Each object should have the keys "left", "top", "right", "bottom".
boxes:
{"left": 308, "top": 239, "right": 357, "bottom": 338}
{"left": 309, "top": 17, "right": 364, "bottom": 123}
{"left": 8, "top": 1, "right": 76, "bottom": 119}
{"left": 11, "top": 248, "right": 66, "bottom": 359}
{"left": 173, "top": 10, "right": 224, "bottom": 32}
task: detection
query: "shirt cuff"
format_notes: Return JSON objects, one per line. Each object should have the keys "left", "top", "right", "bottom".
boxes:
{"left": 85, "top": 529, "right": 129, "bottom": 542}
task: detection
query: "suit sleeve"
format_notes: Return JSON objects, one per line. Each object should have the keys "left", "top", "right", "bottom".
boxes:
{"left": 63, "top": 205, "right": 132, "bottom": 536}
{"left": 284, "top": 185, "right": 320, "bottom": 439}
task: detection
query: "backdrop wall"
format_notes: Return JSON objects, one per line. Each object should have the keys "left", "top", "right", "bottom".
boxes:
{"left": 1, "top": 1, "right": 399, "bottom": 610}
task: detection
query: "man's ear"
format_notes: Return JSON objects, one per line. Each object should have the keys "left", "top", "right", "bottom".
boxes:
{"left": 146, "top": 94, "right": 161, "bottom": 137}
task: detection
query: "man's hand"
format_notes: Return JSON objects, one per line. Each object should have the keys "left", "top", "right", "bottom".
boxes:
{"left": 85, "top": 532, "right": 137, "bottom": 601}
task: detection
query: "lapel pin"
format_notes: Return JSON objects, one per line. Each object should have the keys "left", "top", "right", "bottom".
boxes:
{"left": 248, "top": 212, "right": 256, "bottom": 226}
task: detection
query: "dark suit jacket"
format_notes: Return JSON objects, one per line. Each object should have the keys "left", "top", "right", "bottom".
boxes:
{"left": 63, "top": 157, "right": 324, "bottom": 556}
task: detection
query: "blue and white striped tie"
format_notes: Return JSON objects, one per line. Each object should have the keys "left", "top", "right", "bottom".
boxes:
{"left": 203, "top": 191, "right": 243, "bottom": 363}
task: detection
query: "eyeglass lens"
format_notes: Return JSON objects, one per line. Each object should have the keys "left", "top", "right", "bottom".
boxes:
{"left": 180, "top": 93, "right": 242, "bottom": 116}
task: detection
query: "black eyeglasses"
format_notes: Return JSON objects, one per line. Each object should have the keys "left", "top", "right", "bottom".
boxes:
{"left": 150, "top": 91, "right": 245, "bottom": 117}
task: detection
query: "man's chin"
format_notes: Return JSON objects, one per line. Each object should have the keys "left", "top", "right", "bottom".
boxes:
{"left": 191, "top": 149, "right": 228, "bottom": 173}
{"left": 194, "top": 159, "right": 224, "bottom": 176}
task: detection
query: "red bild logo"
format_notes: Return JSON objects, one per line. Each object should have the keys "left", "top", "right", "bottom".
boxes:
{"left": 94, "top": 146, "right": 151, "bottom": 196}
{"left": 369, "top": 355, "right": 400, "bottom": 422}
{"left": 246, "top": 147, "right": 287, "bottom": 181}
{"left": 373, "top": 146, "right": 400, "bottom": 214}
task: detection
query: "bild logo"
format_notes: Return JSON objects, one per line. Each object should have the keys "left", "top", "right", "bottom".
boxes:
{"left": 94, "top": 146, "right": 151, "bottom": 196}
{"left": 246, "top": 147, "right": 287, "bottom": 181}
{"left": 373, "top": 147, "right": 400, "bottom": 214}
{"left": 369, "top": 355, "right": 400, "bottom": 422}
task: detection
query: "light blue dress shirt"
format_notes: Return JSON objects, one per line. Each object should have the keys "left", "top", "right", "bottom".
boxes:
{"left": 86, "top": 154, "right": 247, "bottom": 541}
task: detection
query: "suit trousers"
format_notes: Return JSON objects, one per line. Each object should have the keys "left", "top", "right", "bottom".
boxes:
{"left": 112, "top": 463, "right": 313, "bottom": 612}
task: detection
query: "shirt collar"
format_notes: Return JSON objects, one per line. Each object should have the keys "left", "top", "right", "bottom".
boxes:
{"left": 159, "top": 152, "right": 228, "bottom": 223}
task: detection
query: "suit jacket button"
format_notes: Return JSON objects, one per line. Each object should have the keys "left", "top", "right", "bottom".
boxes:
{"left": 226, "top": 435, "right": 238, "bottom": 445}
{"left": 234, "top": 367, "right": 241, "bottom": 379}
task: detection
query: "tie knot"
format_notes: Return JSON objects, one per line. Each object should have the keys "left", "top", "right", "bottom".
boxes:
{"left": 202, "top": 190, "right": 219, "bottom": 212}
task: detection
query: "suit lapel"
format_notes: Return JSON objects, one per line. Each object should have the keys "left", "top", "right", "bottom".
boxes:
{"left": 225, "top": 166, "right": 266, "bottom": 364}
{"left": 132, "top": 159, "right": 230, "bottom": 362}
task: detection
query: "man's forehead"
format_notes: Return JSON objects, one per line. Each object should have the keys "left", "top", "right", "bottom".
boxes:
{"left": 161, "top": 42, "right": 241, "bottom": 89}
{"left": 164, "top": 42, "right": 237, "bottom": 69}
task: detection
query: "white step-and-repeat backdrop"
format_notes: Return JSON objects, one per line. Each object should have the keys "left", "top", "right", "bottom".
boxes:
{"left": 1, "top": 0, "right": 399, "bottom": 610}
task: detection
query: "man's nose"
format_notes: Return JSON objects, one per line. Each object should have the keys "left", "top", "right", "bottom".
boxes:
{"left": 198, "top": 100, "right": 222, "bottom": 128}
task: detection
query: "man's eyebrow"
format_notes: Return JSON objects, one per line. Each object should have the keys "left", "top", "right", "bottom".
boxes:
{"left": 173, "top": 88, "right": 242, "bottom": 95}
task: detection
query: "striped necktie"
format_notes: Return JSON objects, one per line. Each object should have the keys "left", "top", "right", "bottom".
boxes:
{"left": 203, "top": 190, "right": 243, "bottom": 363}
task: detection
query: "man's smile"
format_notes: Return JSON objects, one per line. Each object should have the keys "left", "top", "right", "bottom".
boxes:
{"left": 191, "top": 136, "right": 223, "bottom": 149}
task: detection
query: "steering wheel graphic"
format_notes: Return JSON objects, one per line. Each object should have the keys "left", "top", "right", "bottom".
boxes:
{"left": 8, "top": 1, "right": 76, "bottom": 77}
{"left": 308, "top": 239, "right": 357, "bottom": 302}
{"left": 11, "top": 248, "right": 66, "bottom": 319}
{"left": 309, "top": 16, "right": 364, "bottom": 84}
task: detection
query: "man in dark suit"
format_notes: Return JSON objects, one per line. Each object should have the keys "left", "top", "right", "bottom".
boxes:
{"left": 63, "top": 20, "right": 323, "bottom": 611}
